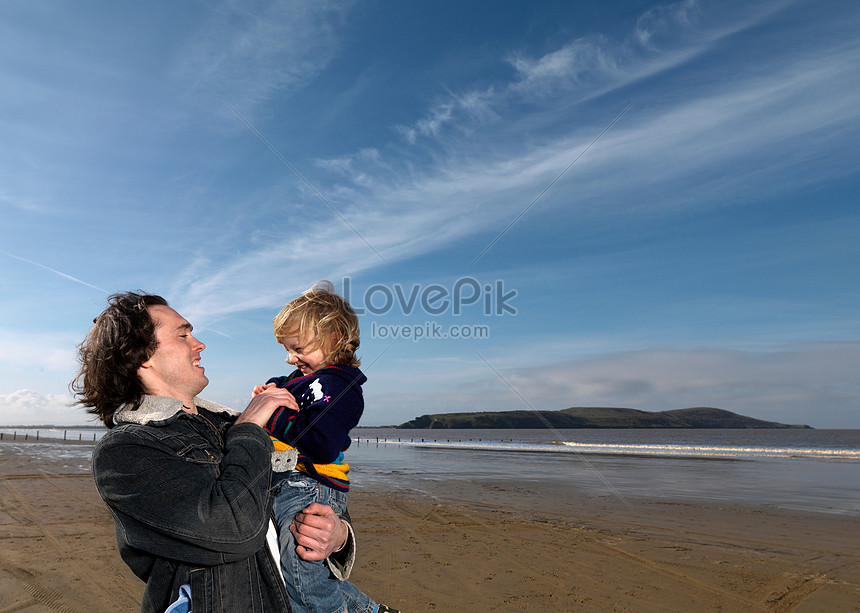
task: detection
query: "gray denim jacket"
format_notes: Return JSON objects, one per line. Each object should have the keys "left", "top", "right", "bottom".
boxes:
{"left": 92, "top": 396, "right": 355, "bottom": 613}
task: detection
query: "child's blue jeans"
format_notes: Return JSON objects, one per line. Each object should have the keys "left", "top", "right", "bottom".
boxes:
{"left": 272, "top": 471, "right": 377, "bottom": 613}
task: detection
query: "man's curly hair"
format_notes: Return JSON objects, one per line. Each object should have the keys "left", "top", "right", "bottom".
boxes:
{"left": 71, "top": 292, "right": 167, "bottom": 428}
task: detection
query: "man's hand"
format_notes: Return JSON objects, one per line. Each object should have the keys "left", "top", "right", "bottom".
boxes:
{"left": 234, "top": 386, "right": 298, "bottom": 427}
{"left": 290, "top": 502, "right": 349, "bottom": 561}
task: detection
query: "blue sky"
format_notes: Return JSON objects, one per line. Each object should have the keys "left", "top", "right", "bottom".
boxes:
{"left": 1, "top": 0, "right": 858, "bottom": 428}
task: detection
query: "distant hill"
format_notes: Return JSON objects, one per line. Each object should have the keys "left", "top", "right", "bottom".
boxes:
{"left": 397, "top": 407, "right": 811, "bottom": 429}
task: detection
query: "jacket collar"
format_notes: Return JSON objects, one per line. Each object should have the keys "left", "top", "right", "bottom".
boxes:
{"left": 114, "top": 395, "right": 240, "bottom": 426}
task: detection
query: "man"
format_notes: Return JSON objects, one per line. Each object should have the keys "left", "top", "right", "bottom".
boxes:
{"left": 74, "top": 292, "right": 354, "bottom": 613}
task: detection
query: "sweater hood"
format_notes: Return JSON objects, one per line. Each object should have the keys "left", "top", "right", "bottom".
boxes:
{"left": 113, "top": 395, "right": 239, "bottom": 427}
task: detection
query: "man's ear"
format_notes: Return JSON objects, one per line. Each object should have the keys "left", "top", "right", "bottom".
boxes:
{"left": 137, "top": 357, "right": 154, "bottom": 386}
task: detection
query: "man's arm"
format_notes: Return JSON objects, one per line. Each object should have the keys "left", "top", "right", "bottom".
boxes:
{"left": 93, "top": 389, "right": 299, "bottom": 565}
{"left": 93, "top": 421, "right": 275, "bottom": 565}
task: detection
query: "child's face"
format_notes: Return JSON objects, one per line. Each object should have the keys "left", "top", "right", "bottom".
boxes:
{"left": 281, "top": 333, "right": 328, "bottom": 375}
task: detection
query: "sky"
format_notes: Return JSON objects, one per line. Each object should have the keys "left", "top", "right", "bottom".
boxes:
{"left": 1, "top": 0, "right": 858, "bottom": 428}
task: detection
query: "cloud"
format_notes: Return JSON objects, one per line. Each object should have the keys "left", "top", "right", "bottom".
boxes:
{"left": 172, "top": 0, "right": 356, "bottom": 115}
{"left": 175, "top": 38, "right": 860, "bottom": 322}
{"left": 0, "top": 191, "right": 44, "bottom": 213}
{"left": 5, "top": 253, "right": 108, "bottom": 293}
{"left": 171, "top": 222, "right": 386, "bottom": 324}
{"left": 486, "top": 342, "right": 860, "bottom": 428}
{"left": 0, "top": 331, "right": 77, "bottom": 373}
{"left": 170, "top": 0, "right": 859, "bottom": 326}
{"left": 363, "top": 341, "right": 860, "bottom": 428}
{"left": 634, "top": 0, "right": 791, "bottom": 48}
{"left": 396, "top": 0, "right": 792, "bottom": 144}
{"left": 0, "top": 390, "right": 88, "bottom": 426}
{"left": 508, "top": 37, "right": 623, "bottom": 94}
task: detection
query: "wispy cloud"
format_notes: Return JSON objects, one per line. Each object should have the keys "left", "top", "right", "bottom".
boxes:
{"left": 369, "top": 341, "right": 860, "bottom": 428}
{"left": 0, "top": 330, "right": 77, "bottom": 372}
{"left": 506, "top": 342, "right": 860, "bottom": 427}
{"left": 395, "top": 0, "right": 796, "bottom": 145}
{"left": 172, "top": 0, "right": 356, "bottom": 116}
{"left": 171, "top": 0, "right": 859, "bottom": 324}
{"left": 5, "top": 254, "right": 107, "bottom": 293}
{"left": 0, "top": 192, "right": 45, "bottom": 213}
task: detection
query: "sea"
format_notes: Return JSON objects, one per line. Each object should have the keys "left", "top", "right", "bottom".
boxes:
{"left": 2, "top": 426, "right": 858, "bottom": 516}
{"left": 348, "top": 428, "right": 860, "bottom": 517}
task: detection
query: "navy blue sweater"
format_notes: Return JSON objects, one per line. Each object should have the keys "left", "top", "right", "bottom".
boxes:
{"left": 264, "top": 365, "right": 366, "bottom": 490}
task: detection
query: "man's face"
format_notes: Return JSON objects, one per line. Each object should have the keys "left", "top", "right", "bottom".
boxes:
{"left": 139, "top": 305, "right": 208, "bottom": 404}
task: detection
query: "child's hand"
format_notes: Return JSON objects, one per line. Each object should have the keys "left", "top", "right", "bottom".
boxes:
{"left": 252, "top": 382, "right": 276, "bottom": 397}
{"left": 235, "top": 387, "right": 299, "bottom": 427}
{"left": 252, "top": 384, "right": 299, "bottom": 411}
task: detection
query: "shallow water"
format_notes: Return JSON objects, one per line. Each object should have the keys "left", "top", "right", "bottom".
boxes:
{"left": 3, "top": 427, "right": 857, "bottom": 516}
{"left": 347, "top": 428, "right": 860, "bottom": 515}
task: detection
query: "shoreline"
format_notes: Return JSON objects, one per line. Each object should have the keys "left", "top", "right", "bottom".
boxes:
{"left": 1, "top": 443, "right": 858, "bottom": 611}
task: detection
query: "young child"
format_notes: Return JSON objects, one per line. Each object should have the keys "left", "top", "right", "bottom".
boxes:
{"left": 255, "top": 281, "right": 396, "bottom": 613}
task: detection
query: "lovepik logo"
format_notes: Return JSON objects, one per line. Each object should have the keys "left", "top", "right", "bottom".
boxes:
{"left": 342, "top": 277, "right": 517, "bottom": 316}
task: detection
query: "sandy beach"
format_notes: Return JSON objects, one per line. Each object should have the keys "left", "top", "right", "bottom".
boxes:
{"left": 1, "top": 441, "right": 858, "bottom": 612}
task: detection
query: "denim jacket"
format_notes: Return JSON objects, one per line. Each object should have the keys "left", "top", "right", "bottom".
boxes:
{"left": 92, "top": 395, "right": 354, "bottom": 613}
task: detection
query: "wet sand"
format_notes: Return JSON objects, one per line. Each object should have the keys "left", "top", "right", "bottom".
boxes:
{"left": 1, "top": 442, "right": 858, "bottom": 612}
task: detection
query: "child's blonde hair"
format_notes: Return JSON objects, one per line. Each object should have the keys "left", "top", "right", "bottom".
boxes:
{"left": 273, "top": 280, "right": 360, "bottom": 367}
